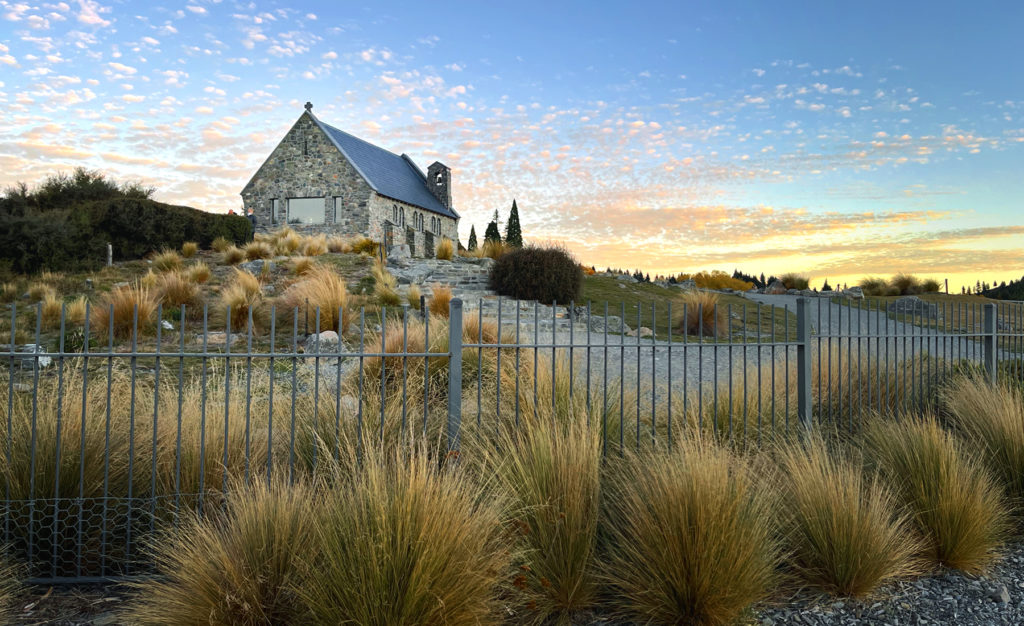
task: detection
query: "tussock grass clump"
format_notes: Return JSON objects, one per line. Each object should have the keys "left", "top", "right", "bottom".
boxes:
{"left": 483, "top": 415, "right": 601, "bottom": 623}
{"left": 1, "top": 282, "right": 18, "bottom": 303}
{"left": 859, "top": 276, "right": 895, "bottom": 297}
{"left": 921, "top": 278, "right": 941, "bottom": 293}
{"left": 66, "top": 295, "right": 88, "bottom": 326}
{"left": 222, "top": 246, "right": 245, "bottom": 266}
{"left": 301, "top": 234, "right": 327, "bottom": 257}
{"left": 891, "top": 273, "right": 922, "bottom": 296}
{"left": 942, "top": 376, "right": 1024, "bottom": 518}
{"left": 40, "top": 291, "right": 64, "bottom": 328}
{"left": 27, "top": 281, "right": 55, "bottom": 302}
{"left": 302, "top": 443, "right": 509, "bottom": 625}
{"left": 780, "top": 272, "right": 810, "bottom": 290}
{"left": 187, "top": 261, "right": 211, "bottom": 284}
{"left": 602, "top": 439, "right": 779, "bottom": 625}
{"left": 676, "top": 290, "right": 727, "bottom": 338}
{"left": 273, "top": 229, "right": 302, "bottom": 256}
{"left": 221, "top": 269, "right": 263, "bottom": 330}
{"left": 0, "top": 553, "right": 20, "bottom": 622}
{"left": 181, "top": 241, "right": 198, "bottom": 258}
{"left": 280, "top": 265, "right": 351, "bottom": 334}
{"left": 244, "top": 241, "right": 274, "bottom": 261}
{"left": 436, "top": 237, "right": 454, "bottom": 260}
{"left": 326, "top": 235, "right": 350, "bottom": 253}
{"left": 351, "top": 236, "right": 379, "bottom": 256}
{"left": 291, "top": 256, "right": 315, "bottom": 276}
{"left": 481, "top": 239, "right": 507, "bottom": 260}
{"left": 151, "top": 249, "right": 183, "bottom": 272}
{"left": 124, "top": 480, "right": 317, "bottom": 626}
{"left": 776, "top": 438, "right": 918, "bottom": 596}
{"left": 428, "top": 284, "right": 453, "bottom": 318}
{"left": 211, "top": 236, "right": 232, "bottom": 252}
{"left": 406, "top": 283, "right": 421, "bottom": 309}
{"left": 91, "top": 283, "right": 158, "bottom": 340}
{"left": 140, "top": 268, "right": 158, "bottom": 289}
{"left": 863, "top": 417, "right": 1008, "bottom": 572}
{"left": 372, "top": 258, "right": 401, "bottom": 307}
{"left": 157, "top": 271, "right": 199, "bottom": 308}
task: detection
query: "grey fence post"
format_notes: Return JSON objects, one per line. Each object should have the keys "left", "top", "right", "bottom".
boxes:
{"left": 984, "top": 303, "right": 997, "bottom": 385}
{"left": 796, "top": 298, "right": 813, "bottom": 432}
{"left": 447, "top": 298, "right": 463, "bottom": 453}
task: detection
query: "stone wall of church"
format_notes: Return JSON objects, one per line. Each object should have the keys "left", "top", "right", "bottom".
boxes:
{"left": 240, "top": 112, "right": 372, "bottom": 235}
{"left": 367, "top": 193, "right": 459, "bottom": 257}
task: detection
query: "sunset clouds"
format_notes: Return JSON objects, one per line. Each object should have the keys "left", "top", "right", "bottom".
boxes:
{"left": 0, "top": 1, "right": 1021, "bottom": 289}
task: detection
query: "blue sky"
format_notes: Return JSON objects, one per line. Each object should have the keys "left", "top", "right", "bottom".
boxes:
{"left": 1, "top": 0, "right": 1022, "bottom": 288}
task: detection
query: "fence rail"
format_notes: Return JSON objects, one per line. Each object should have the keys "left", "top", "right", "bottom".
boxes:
{"left": 2, "top": 295, "right": 1024, "bottom": 582}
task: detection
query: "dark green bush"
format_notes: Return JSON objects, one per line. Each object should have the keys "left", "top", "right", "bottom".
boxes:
{"left": 489, "top": 245, "right": 582, "bottom": 304}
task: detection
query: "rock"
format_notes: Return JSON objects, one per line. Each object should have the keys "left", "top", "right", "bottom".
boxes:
{"left": 626, "top": 326, "right": 654, "bottom": 338}
{"left": 787, "top": 288, "right": 801, "bottom": 295}
{"left": 765, "top": 279, "right": 788, "bottom": 295}
{"left": 819, "top": 290, "right": 838, "bottom": 298}
{"left": 586, "top": 314, "right": 629, "bottom": 334}
{"left": 844, "top": 286, "right": 865, "bottom": 299}
{"left": 991, "top": 584, "right": 1010, "bottom": 603}
{"left": 204, "top": 332, "right": 241, "bottom": 347}
{"left": 386, "top": 244, "right": 412, "bottom": 266}
{"left": 615, "top": 274, "right": 638, "bottom": 283}
{"left": 800, "top": 289, "right": 817, "bottom": 297}
{"left": 1, "top": 343, "right": 52, "bottom": 369}
{"left": 341, "top": 395, "right": 358, "bottom": 415}
{"left": 239, "top": 259, "right": 273, "bottom": 275}
{"left": 262, "top": 284, "right": 275, "bottom": 295}
{"left": 161, "top": 320, "right": 174, "bottom": 331}
{"left": 303, "top": 330, "right": 341, "bottom": 353}
{"left": 887, "top": 296, "right": 940, "bottom": 320}
{"left": 676, "top": 279, "right": 697, "bottom": 291}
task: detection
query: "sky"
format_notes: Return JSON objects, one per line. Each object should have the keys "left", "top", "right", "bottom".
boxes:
{"left": 1, "top": 0, "right": 1023, "bottom": 290}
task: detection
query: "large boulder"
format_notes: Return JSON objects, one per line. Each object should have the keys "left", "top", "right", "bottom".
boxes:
{"left": 887, "top": 296, "right": 940, "bottom": 319}
{"left": 764, "top": 279, "right": 788, "bottom": 295}
{"left": 386, "top": 244, "right": 412, "bottom": 267}
{"left": 844, "top": 286, "right": 864, "bottom": 300}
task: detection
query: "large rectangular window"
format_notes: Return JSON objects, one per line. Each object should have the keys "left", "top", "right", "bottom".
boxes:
{"left": 287, "top": 197, "right": 325, "bottom": 225}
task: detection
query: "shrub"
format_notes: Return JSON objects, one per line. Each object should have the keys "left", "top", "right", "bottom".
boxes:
{"left": 211, "top": 236, "right": 232, "bottom": 252}
{"left": 675, "top": 270, "right": 753, "bottom": 291}
{"left": 863, "top": 417, "right": 1007, "bottom": 572}
{"left": 351, "top": 237, "right": 379, "bottom": 256}
{"left": 941, "top": 376, "right": 1024, "bottom": 520}
{"left": 222, "top": 246, "right": 245, "bottom": 265}
{"left": 326, "top": 235, "right": 350, "bottom": 254}
{"left": 291, "top": 256, "right": 315, "bottom": 276}
{"left": 859, "top": 276, "right": 892, "bottom": 297}
{"left": 603, "top": 439, "right": 779, "bottom": 625}
{"left": 921, "top": 278, "right": 941, "bottom": 293}
{"left": 301, "top": 444, "right": 509, "bottom": 625}
{"left": 428, "top": 284, "right": 453, "bottom": 318}
{"left": 301, "top": 235, "right": 327, "bottom": 257}
{"left": 484, "top": 415, "right": 601, "bottom": 622}
{"left": 220, "top": 269, "right": 263, "bottom": 330}
{"left": 406, "top": 284, "right": 421, "bottom": 309}
{"left": 187, "top": 261, "right": 211, "bottom": 284}
{"left": 280, "top": 265, "right": 352, "bottom": 334}
{"left": 181, "top": 241, "right": 198, "bottom": 258}
{"left": 676, "top": 290, "right": 727, "bottom": 338}
{"left": 123, "top": 480, "right": 317, "bottom": 625}
{"left": 436, "top": 238, "right": 454, "bottom": 260}
{"left": 244, "top": 241, "right": 274, "bottom": 261}
{"left": 891, "top": 273, "right": 922, "bottom": 295}
{"left": 776, "top": 438, "right": 918, "bottom": 596}
{"left": 490, "top": 245, "right": 582, "bottom": 305}
{"left": 780, "top": 272, "right": 810, "bottom": 290}
{"left": 91, "top": 283, "right": 158, "bottom": 340}
{"left": 157, "top": 271, "right": 199, "bottom": 308}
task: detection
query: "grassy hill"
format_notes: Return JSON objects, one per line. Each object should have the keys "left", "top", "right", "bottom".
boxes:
{"left": 983, "top": 276, "right": 1024, "bottom": 301}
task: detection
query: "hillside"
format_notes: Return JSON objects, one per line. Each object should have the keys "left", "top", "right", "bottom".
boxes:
{"left": 983, "top": 276, "right": 1024, "bottom": 301}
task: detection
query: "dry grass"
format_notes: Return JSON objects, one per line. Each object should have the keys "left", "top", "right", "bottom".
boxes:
{"left": 27, "top": 281, "right": 55, "bottom": 301}
{"left": 272, "top": 229, "right": 302, "bottom": 256}
{"left": 211, "top": 236, "right": 232, "bottom": 252}
{"left": 66, "top": 295, "right": 88, "bottom": 326}
{"left": 301, "top": 442, "right": 509, "bottom": 625}
{"left": 151, "top": 249, "right": 183, "bottom": 272}
{"left": 222, "top": 246, "right": 245, "bottom": 266}
{"left": 428, "top": 284, "right": 453, "bottom": 318}
{"left": 674, "top": 270, "right": 754, "bottom": 291}
{"left": 676, "top": 290, "right": 727, "bottom": 337}
{"left": 301, "top": 234, "right": 327, "bottom": 257}
{"left": 406, "top": 284, "right": 422, "bottom": 309}
{"left": 280, "top": 265, "right": 352, "bottom": 334}
{"left": 0, "top": 552, "right": 21, "bottom": 623}
{"left": 602, "top": 439, "right": 779, "bottom": 625}
{"left": 220, "top": 268, "right": 263, "bottom": 330}
{"left": 482, "top": 415, "right": 601, "bottom": 623}
{"left": 780, "top": 272, "right": 810, "bottom": 290}
{"left": 244, "top": 241, "right": 274, "bottom": 261}
{"left": 436, "top": 238, "right": 454, "bottom": 260}
{"left": 181, "top": 241, "right": 198, "bottom": 258}
{"left": 941, "top": 376, "right": 1024, "bottom": 519}
{"left": 372, "top": 258, "right": 401, "bottom": 307}
{"left": 40, "top": 291, "right": 63, "bottom": 329}
{"left": 350, "top": 237, "right": 379, "bottom": 256}
{"left": 291, "top": 256, "right": 316, "bottom": 276}
{"left": 1, "top": 282, "right": 18, "bottom": 303}
{"left": 481, "top": 239, "right": 507, "bottom": 260}
{"left": 157, "top": 271, "right": 199, "bottom": 308}
{"left": 776, "top": 438, "right": 918, "bottom": 596}
{"left": 863, "top": 416, "right": 1008, "bottom": 573}
{"left": 187, "top": 261, "right": 211, "bottom": 284}
{"left": 326, "top": 235, "right": 351, "bottom": 253}
{"left": 140, "top": 268, "right": 158, "bottom": 289}
{"left": 860, "top": 276, "right": 895, "bottom": 297}
{"left": 124, "top": 479, "right": 317, "bottom": 625}
{"left": 91, "top": 283, "right": 158, "bottom": 340}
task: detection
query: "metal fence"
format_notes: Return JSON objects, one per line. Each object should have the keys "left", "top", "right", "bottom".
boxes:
{"left": 2, "top": 295, "right": 1023, "bottom": 582}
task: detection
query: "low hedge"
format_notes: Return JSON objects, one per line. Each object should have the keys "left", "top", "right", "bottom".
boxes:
{"left": 489, "top": 245, "right": 582, "bottom": 305}
{"left": 0, "top": 198, "right": 251, "bottom": 273}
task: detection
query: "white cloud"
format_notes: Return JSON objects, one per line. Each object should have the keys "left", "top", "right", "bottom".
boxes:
{"left": 76, "top": 0, "right": 110, "bottom": 26}
{"left": 185, "top": 5, "right": 207, "bottom": 15}
{"left": 108, "top": 61, "right": 137, "bottom": 74}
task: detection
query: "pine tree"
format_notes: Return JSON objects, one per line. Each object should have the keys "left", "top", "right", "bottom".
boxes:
{"left": 505, "top": 199, "right": 523, "bottom": 247}
{"left": 484, "top": 218, "right": 502, "bottom": 245}
{"left": 467, "top": 225, "right": 478, "bottom": 251}
{"left": 822, "top": 279, "right": 832, "bottom": 291}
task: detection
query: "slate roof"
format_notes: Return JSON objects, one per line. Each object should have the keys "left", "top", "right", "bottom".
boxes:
{"left": 310, "top": 114, "right": 459, "bottom": 219}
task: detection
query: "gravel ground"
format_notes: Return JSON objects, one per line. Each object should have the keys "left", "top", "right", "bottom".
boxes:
{"left": 753, "top": 541, "right": 1024, "bottom": 625}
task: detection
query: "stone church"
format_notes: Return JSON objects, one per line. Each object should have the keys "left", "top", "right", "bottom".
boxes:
{"left": 241, "top": 103, "right": 460, "bottom": 257}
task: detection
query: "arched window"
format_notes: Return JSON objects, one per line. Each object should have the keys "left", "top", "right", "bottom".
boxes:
{"left": 392, "top": 205, "right": 398, "bottom": 223}
{"left": 400, "top": 207, "right": 405, "bottom": 227}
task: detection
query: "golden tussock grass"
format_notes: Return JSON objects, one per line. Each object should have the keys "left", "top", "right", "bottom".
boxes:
{"left": 0, "top": 553, "right": 20, "bottom": 623}
{"left": 91, "top": 283, "right": 158, "bottom": 340}
{"left": 157, "top": 271, "right": 199, "bottom": 308}
{"left": 244, "top": 241, "right": 274, "bottom": 261}
{"left": 602, "top": 438, "right": 779, "bottom": 625}
{"left": 674, "top": 270, "right": 753, "bottom": 291}
{"left": 676, "top": 290, "right": 727, "bottom": 338}
{"left": 863, "top": 416, "right": 1008, "bottom": 573}
{"left": 140, "top": 268, "right": 158, "bottom": 289}
{"left": 290, "top": 256, "right": 315, "bottom": 276}
{"left": 280, "top": 265, "right": 352, "bottom": 334}
{"left": 211, "top": 236, "right": 232, "bottom": 253}
{"left": 151, "top": 249, "right": 183, "bottom": 272}
{"left": 40, "top": 291, "right": 64, "bottom": 329}
{"left": 372, "top": 258, "right": 401, "bottom": 307}
{"left": 27, "top": 282, "right": 55, "bottom": 302}
{"left": 775, "top": 437, "right": 919, "bottom": 596}
{"left": 350, "top": 237, "right": 379, "bottom": 256}
{"left": 428, "top": 284, "right": 453, "bottom": 318}
{"left": 326, "top": 235, "right": 351, "bottom": 253}
{"left": 220, "top": 268, "right": 263, "bottom": 330}
{"left": 187, "top": 261, "right": 211, "bottom": 284}
{"left": 180, "top": 241, "right": 198, "bottom": 258}
{"left": 300, "top": 234, "right": 327, "bottom": 257}
{"left": 780, "top": 273, "right": 810, "bottom": 290}
{"left": 66, "top": 296, "right": 88, "bottom": 326}
{"left": 406, "top": 283, "right": 421, "bottom": 309}
{"left": 222, "top": 246, "right": 245, "bottom": 266}
{"left": 1, "top": 282, "right": 18, "bottom": 304}
{"left": 435, "top": 238, "right": 454, "bottom": 260}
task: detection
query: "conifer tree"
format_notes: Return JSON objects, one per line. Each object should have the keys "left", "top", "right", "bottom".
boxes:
{"left": 467, "top": 225, "right": 478, "bottom": 251}
{"left": 504, "top": 199, "right": 523, "bottom": 247}
{"left": 484, "top": 210, "right": 502, "bottom": 244}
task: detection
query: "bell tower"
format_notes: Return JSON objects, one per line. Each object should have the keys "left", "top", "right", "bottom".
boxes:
{"left": 426, "top": 161, "right": 452, "bottom": 210}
